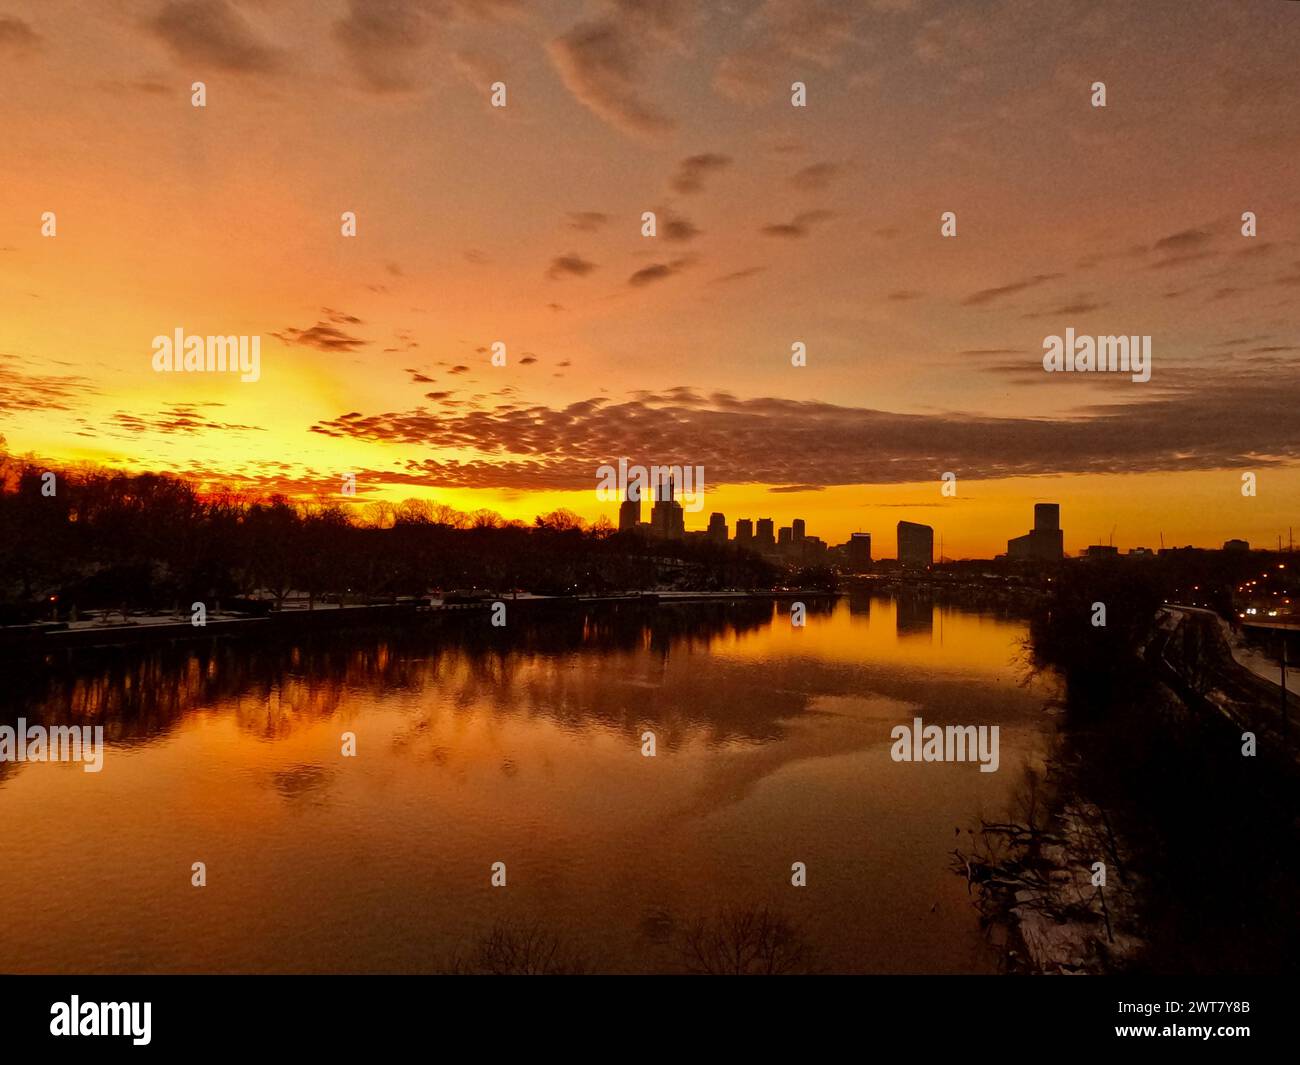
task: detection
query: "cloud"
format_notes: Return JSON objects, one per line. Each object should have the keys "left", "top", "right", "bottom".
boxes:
{"left": 547, "top": 254, "right": 598, "bottom": 279}
{"left": 333, "top": 0, "right": 520, "bottom": 93}
{"left": 0, "top": 15, "right": 42, "bottom": 57}
{"left": 628, "top": 257, "right": 694, "bottom": 286}
{"left": 0, "top": 353, "right": 98, "bottom": 414}
{"left": 109, "top": 404, "right": 263, "bottom": 436}
{"left": 715, "top": 0, "right": 862, "bottom": 103}
{"left": 304, "top": 366, "right": 1300, "bottom": 490}
{"left": 1142, "top": 226, "right": 1221, "bottom": 270}
{"left": 1022, "top": 298, "right": 1106, "bottom": 318}
{"left": 912, "top": 11, "right": 991, "bottom": 65}
{"left": 100, "top": 79, "right": 172, "bottom": 97}
{"left": 662, "top": 212, "right": 701, "bottom": 242}
{"left": 961, "top": 273, "right": 1063, "bottom": 306}
{"left": 608, "top": 0, "right": 696, "bottom": 46}
{"left": 760, "top": 210, "right": 833, "bottom": 238}
{"left": 450, "top": 48, "right": 500, "bottom": 88}
{"left": 332, "top": 0, "right": 437, "bottom": 92}
{"left": 711, "top": 267, "right": 766, "bottom": 284}
{"left": 789, "top": 162, "right": 840, "bottom": 191}
{"left": 273, "top": 319, "right": 367, "bottom": 352}
{"left": 913, "top": 19, "right": 945, "bottom": 62}
{"left": 149, "top": 0, "right": 284, "bottom": 74}
{"left": 322, "top": 307, "right": 363, "bottom": 325}
{"left": 566, "top": 211, "right": 609, "bottom": 232}
{"left": 1153, "top": 227, "right": 1213, "bottom": 252}
{"left": 549, "top": 18, "right": 674, "bottom": 137}
{"left": 670, "top": 153, "right": 731, "bottom": 193}
{"left": 1147, "top": 251, "right": 1217, "bottom": 271}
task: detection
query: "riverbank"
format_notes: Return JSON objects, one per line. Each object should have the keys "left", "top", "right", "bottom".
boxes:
{"left": 0, "top": 590, "right": 840, "bottom": 651}
{"left": 957, "top": 579, "right": 1300, "bottom": 974}
{"left": 954, "top": 773, "right": 1147, "bottom": 974}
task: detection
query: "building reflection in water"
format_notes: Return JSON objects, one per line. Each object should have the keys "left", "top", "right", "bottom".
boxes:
{"left": 894, "top": 591, "right": 935, "bottom": 638}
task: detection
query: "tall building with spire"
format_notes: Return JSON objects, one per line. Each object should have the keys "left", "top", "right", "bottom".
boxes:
{"left": 618, "top": 480, "right": 642, "bottom": 532}
{"left": 650, "top": 474, "right": 685, "bottom": 539}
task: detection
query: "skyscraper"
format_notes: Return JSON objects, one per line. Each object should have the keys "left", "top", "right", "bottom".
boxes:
{"left": 897, "top": 521, "right": 934, "bottom": 567}
{"left": 735, "top": 518, "right": 753, "bottom": 545}
{"left": 1007, "top": 503, "right": 1064, "bottom": 561}
{"left": 755, "top": 518, "right": 775, "bottom": 550}
{"left": 649, "top": 474, "right": 685, "bottom": 539}
{"left": 846, "top": 532, "right": 872, "bottom": 570}
{"left": 707, "top": 512, "right": 728, "bottom": 542}
{"left": 618, "top": 480, "right": 642, "bottom": 532}
{"left": 792, "top": 518, "right": 805, "bottom": 542}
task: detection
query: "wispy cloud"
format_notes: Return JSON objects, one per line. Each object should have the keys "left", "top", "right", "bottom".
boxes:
{"left": 547, "top": 253, "right": 597, "bottom": 279}
{"left": 0, "top": 353, "right": 98, "bottom": 414}
{"left": 149, "top": 0, "right": 284, "bottom": 74}
{"left": 760, "top": 210, "right": 833, "bottom": 238}
{"left": 566, "top": 211, "right": 609, "bottom": 232}
{"left": 273, "top": 316, "right": 367, "bottom": 352}
{"left": 961, "top": 273, "right": 1063, "bottom": 307}
{"left": 332, "top": 0, "right": 520, "bottom": 93}
{"left": 628, "top": 257, "right": 695, "bottom": 287}
{"left": 549, "top": 17, "right": 674, "bottom": 137}
{"left": 789, "top": 162, "right": 840, "bottom": 191}
{"left": 671, "top": 153, "right": 731, "bottom": 193}
{"left": 0, "top": 15, "right": 42, "bottom": 58}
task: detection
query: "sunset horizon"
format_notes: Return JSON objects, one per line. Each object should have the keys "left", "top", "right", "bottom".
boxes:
{"left": 4, "top": 1, "right": 1298, "bottom": 558}
{"left": 2, "top": 0, "right": 1298, "bottom": 1029}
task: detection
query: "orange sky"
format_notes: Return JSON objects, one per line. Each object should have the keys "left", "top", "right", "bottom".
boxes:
{"left": 2, "top": 0, "right": 1298, "bottom": 557}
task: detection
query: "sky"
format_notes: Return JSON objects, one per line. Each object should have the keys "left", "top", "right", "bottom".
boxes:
{"left": 1, "top": 0, "right": 1298, "bottom": 558}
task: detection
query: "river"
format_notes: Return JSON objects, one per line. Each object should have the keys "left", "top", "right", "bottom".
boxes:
{"left": 0, "top": 593, "right": 1059, "bottom": 973}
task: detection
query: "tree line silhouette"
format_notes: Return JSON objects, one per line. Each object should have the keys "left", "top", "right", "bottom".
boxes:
{"left": 0, "top": 452, "right": 783, "bottom": 620}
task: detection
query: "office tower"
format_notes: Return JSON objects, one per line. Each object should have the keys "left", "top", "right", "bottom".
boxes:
{"left": 755, "top": 518, "right": 776, "bottom": 550}
{"left": 649, "top": 474, "right": 685, "bottom": 539}
{"left": 735, "top": 518, "right": 754, "bottom": 545}
{"left": 792, "top": 519, "right": 805, "bottom": 542}
{"left": 618, "top": 480, "right": 641, "bottom": 532}
{"left": 897, "top": 521, "right": 934, "bottom": 567}
{"left": 1007, "top": 503, "right": 1064, "bottom": 561}
{"left": 707, "top": 512, "right": 728, "bottom": 542}
{"left": 847, "top": 532, "right": 872, "bottom": 569}
{"left": 778, "top": 526, "right": 792, "bottom": 547}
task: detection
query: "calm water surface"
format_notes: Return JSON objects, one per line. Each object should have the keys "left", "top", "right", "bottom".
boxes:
{"left": 0, "top": 595, "right": 1059, "bottom": 973}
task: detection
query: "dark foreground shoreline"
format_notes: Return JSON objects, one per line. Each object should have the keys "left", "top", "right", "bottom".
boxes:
{"left": 0, "top": 590, "right": 840, "bottom": 652}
